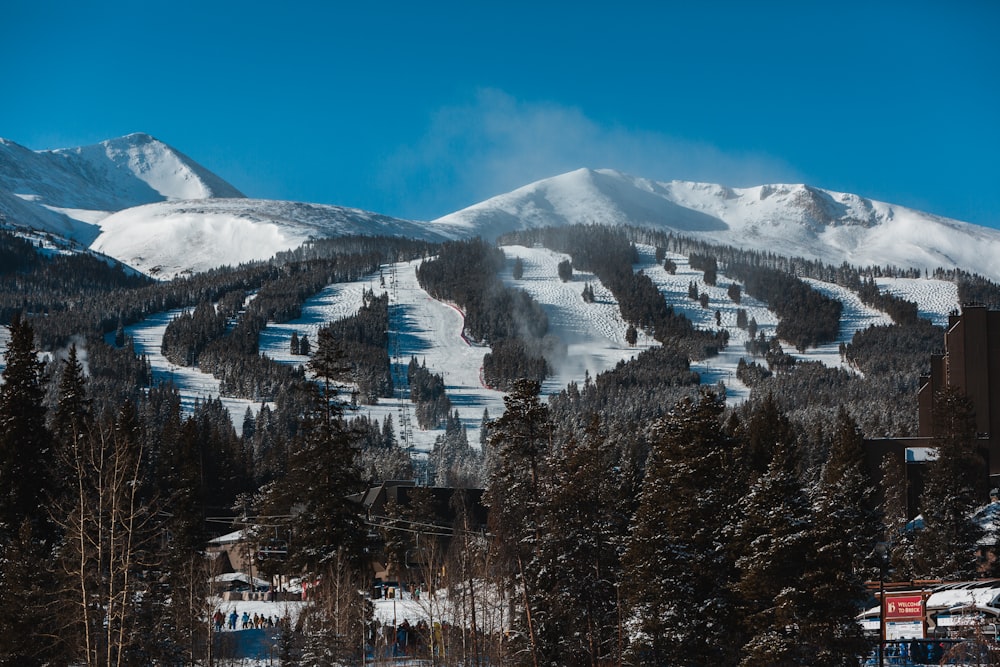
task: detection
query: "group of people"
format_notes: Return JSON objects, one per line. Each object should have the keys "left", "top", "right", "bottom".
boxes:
{"left": 374, "top": 618, "right": 445, "bottom": 658}
{"left": 212, "top": 609, "right": 282, "bottom": 632}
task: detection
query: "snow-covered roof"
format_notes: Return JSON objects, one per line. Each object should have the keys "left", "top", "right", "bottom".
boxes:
{"left": 211, "top": 572, "right": 270, "bottom": 588}
{"left": 926, "top": 581, "right": 1000, "bottom": 610}
{"left": 859, "top": 581, "right": 1000, "bottom": 620}
{"left": 208, "top": 529, "right": 245, "bottom": 545}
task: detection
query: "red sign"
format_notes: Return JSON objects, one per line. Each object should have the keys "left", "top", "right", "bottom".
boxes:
{"left": 885, "top": 594, "right": 924, "bottom": 620}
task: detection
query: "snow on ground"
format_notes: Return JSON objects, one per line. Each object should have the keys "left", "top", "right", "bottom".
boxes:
{"left": 498, "top": 245, "right": 651, "bottom": 395}
{"left": 12, "top": 249, "right": 959, "bottom": 443}
{"left": 635, "top": 244, "right": 778, "bottom": 403}
{"left": 258, "top": 280, "right": 377, "bottom": 367}
{"left": 797, "top": 278, "right": 894, "bottom": 367}
{"left": 259, "top": 260, "right": 508, "bottom": 453}
{"left": 116, "top": 309, "right": 260, "bottom": 435}
{"left": 632, "top": 245, "right": 945, "bottom": 402}
{"left": 877, "top": 277, "right": 959, "bottom": 327}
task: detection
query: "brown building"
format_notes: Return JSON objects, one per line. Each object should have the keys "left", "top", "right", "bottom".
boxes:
{"left": 866, "top": 306, "right": 1000, "bottom": 517}
{"left": 918, "top": 306, "right": 1000, "bottom": 474}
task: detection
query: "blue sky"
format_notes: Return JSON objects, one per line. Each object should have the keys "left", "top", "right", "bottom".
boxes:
{"left": 3, "top": 1, "right": 998, "bottom": 229}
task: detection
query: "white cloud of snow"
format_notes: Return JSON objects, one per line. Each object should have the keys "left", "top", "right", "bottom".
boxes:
{"left": 380, "top": 88, "right": 801, "bottom": 219}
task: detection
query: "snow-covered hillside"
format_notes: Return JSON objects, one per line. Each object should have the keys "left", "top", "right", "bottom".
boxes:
{"left": 91, "top": 199, "right": 453, "bottom": 278}
{"left": 0, "top": 133, "right": 245, "bottom": 246}
{"left": 0, "top": 247, "right": 966, "bottom": 451}
{"left": 5, "top": 135, "right": 999, "bottom": 286}
{"left": 431, "top": 168, "right": 1000, "bottom": 283}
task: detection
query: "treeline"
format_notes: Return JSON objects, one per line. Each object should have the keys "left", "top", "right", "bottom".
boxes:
{"left": 501, "top": 226, "right": 726, "bottom": 360}
{"left": 938, "top": 268, "right": 1000, "bottom": 309}
{"left": 416, "top": 239, "right": 550, "bottom": 389}
{"left": 480, "top": 381, "right": 879, "bottom": 665}
{"left": 726, "top": 260, "right": 842, "bottom": 351}
{"left": 408, "top": 357, "right": 451, "bottom": 429}
{"left": 315, "top": 289, "right": 393, "bottom": 404}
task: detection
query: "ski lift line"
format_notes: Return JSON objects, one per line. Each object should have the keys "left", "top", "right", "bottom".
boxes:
{"left": 366, "top": 514, "right": 490, "bottom": 538}
{"left": 370, "top": 524, "right": 453, "bottom": 538}
{"left": 366, "top": 519, "right": 491, "bottom": 540}
{"left": 368, "top": 514, "right": 455, "bottom": 531}
{"left": 205, "top": 514, "right": 296, "bottom": 522}
{"left": 364, "top": 520, "right": 455, "bottom": 538}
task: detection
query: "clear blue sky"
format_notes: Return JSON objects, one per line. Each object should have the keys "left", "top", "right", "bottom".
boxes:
{"left": 3, "top": 1, "right": 998, "bottom": 229}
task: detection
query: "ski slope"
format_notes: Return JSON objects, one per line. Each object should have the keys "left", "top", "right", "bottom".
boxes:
{"left": 498, "top": 244, "right": 655, "bottom": 394}
{"left": 115, "top": 309, "right": 260, "bottom": 435}
{"left": 259, "top": 260, "right": 506, "bottom": 452}
{"left": 0, "top": 253, "right": 965, "bottom": 447}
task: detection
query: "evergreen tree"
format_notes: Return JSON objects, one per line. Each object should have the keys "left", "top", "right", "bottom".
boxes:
{"left": 736, "top": 391, "right": 796, "bottom": 484}
{"left": 49, "top": 344, "right": 95, "bottom": 662}
{"left": 912, "top": 387, "right": 986, "bottom": 579}
{"left": 557, "top": 258, "right": 573, "bottom": 282}
{"left": 0, "top": 315, "right": 60, "bottom": 665}
{"left": 623, "top": 391, "right": 739, "bottom": 665}
{"left": 483, "top": 379, "right": 551, "bottom": 664}
{"left": 431, "top": 410, "right": 473, "bottom": 486}
{"left": 530, "top": 419, "right": 624, "bottom": 666}
{"left": 262, "top": 381, "right": 368, "bottom": 573}
{"left": 801, "top": 407, "right": 877, "bottom": 665}
{"left": 733, "top": 438, "right": 814, "bottom": 666}
{"left": 625, "top": 324, "right": 638, "bottom": 347}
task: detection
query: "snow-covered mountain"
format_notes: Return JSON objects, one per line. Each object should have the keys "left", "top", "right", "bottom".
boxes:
{"left": 91, "top": 198, "right": 454, "bottom": 278}
{"left": 0, "top": 133, "right": 245, "bottom": 246}
{"left": 3, "top": 135, "right": 1000, "bottom": 283}
{"left": 431, "top": 168, "right": 1000, "bottom": 282}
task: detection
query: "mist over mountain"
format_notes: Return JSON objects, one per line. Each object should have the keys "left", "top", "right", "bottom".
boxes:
{"left": 2, "top": 134, "right": 999, "bottom": 282}
{"left": 431, "top": 168, "right": 1000, "bottom": 282}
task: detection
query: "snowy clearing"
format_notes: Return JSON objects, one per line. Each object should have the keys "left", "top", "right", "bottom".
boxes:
{"left": 115, "top": 309, "right": 261, "bottom": 435}
{"left": 1, "top": 251, "right": 963, "bottom": 437}
{"left": 877, "top": 277, "right": 959, "bottom": 327}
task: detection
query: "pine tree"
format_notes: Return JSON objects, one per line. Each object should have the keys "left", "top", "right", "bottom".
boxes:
{"left": 800, "top": 407, "right": 877, "bottom": 665}
{"left": 625, "top": 324, "right": 638, "bottom": 347}
{"left": 557, "top": 258, "right": 573, "bottom": 282}
{"left": 912, "top": 387, "right": 986, "bottom": 579}
{"left": 736, "top": 391, "right": 796, "bottom": 484}
{"left": 623, "top": 391, "right": 739, "bottom": 665}
{"left": 483, "top": 379, "right": 551, "bottom": 665}
{"left": 531, "top": 418, "right": 625, "bottom": 665}
{"left": 0, "top": 314, "right": 60, "bottom": 665}
{"left": 733, "top": 438, "right": 814, "bottom": 667}
{"left": 262, "top": 380, "right": 368, "bottom": 573}
{"left": 512, "top": 256, "right": 524, "bottom": 280}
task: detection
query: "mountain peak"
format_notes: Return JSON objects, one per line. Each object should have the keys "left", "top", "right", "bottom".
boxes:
{"left": 432, "top": 168, "right": 1000, "bottom": 281}
{"left": 0, "top": 133, "right": 246, "bottom": 245}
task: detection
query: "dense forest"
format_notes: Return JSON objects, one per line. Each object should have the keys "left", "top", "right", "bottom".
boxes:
{"left": 416, "top": 239, "right": 551, "bottom": 389}
{"left": 2, "top": 224, "right": 1000, "bottom": 664}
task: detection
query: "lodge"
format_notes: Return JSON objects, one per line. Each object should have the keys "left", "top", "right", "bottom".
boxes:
{"left": 865, "top": 306, "right": 1000, "bottom": 518}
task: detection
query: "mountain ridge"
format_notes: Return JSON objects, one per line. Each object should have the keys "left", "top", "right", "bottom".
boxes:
{"left": 2, "top": 135, "right": 999, "bottom": 283}
{"left": 431, "top": 168, "right": 1000, "bottom": 281}
{"left": 0, "top": 133, "right": 245, "bottom": 246}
